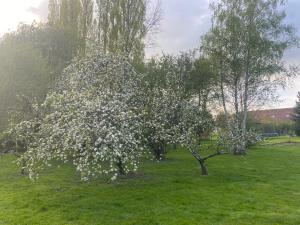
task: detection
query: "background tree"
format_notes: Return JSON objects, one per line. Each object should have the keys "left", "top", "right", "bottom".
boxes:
{"left": 0, "top": 36, "right": 50, "bottom": 131}
{"left": 293, "top": 92, "right": 300, "bottom": 136}
{"left": 142, "top": 52, "right": 216, "bottom": 160}
{"left": 202, "top": 0, "right": 298, "bottom": 154}
{"left": 186, "top": 56, "right": 217, "bottom": 112}
{"left": 48, "top": 0, "right": 60, "bottom": 26}
{"left": 48, "top": 0, "right": 94, "bottom": 56}
{"left": 95, "top": 0, "right": 161, "bottom": 63}
{"left": 80, "top": 0, "right": 94, "bottom": 54}
{"left": 11, "top": 23, "right": 76, "bottom": 77}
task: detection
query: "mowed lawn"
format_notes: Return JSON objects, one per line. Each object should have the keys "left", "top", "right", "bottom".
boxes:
{"left": 1, "top": 138, "right": 300, "bottom": 225}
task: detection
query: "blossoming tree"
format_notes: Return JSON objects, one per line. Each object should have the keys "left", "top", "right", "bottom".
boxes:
{"left": 15, "top": 51, "right": 146, "bottom": 181}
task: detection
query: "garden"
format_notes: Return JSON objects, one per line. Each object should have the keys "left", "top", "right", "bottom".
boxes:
{"left": 1, "top": 0, "right": 300, "bottom": 224}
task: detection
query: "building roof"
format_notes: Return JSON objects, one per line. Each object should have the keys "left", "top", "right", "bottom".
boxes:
{"left": 249, "top": 108, "right": 294, "bottom": 123}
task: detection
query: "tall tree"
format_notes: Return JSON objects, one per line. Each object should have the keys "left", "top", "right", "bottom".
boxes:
{"left": 80, "top": 0, "right": 94, "bottom": 54}
{"left": 95, "top": 0, "right": 161, "bottom": 63}
{"left": 48, "top": 0, "right": 94, "bottom": 56}
{"left": 48, "top": 0, "right": 59, "bottom": 26}
{"left": 202, "top": 0, "right": 298, "bottom": 154}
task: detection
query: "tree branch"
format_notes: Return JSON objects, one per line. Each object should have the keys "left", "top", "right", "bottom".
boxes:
{"left": 202, "top": 150, "right": 226, "bottom": 161}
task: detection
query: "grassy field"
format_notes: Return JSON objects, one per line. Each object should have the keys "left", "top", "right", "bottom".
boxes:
{"left": 1, "top": 137, "right": 300, "bottom": 225}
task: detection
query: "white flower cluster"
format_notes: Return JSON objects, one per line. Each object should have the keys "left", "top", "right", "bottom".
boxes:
{"left": 143, "top": 85, "right": 181, "bottom": 159}
{"left": 177, "top": 102, "right": 214, "bottom": 153}
{"left": 14, "top": 50, "right": 215, "bottom": 181}
{"left": 143, "top": 69, "right": 214, "bottom": 159}
{"left": 15, "top": 51, "right": 145, "bottom": 181}
{"left": 217, "top": 127, "right": 261, "bottom": 154}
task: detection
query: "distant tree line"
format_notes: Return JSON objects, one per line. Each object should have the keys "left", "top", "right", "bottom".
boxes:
{"left": 0, "top": 0, "right": 161, "bottom": 131}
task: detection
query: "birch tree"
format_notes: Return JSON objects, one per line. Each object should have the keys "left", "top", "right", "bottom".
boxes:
{"left": 203, "top": 0, "right": 298, "bottom": 154}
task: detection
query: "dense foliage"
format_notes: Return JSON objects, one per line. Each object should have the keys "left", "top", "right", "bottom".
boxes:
{"left": 10, "top": 49, "right": 221, "bottom": 179}
{"left": 13, "top": 52, "right": 146, "bottom": 181}
{"left": 0, "top": 35, "right": 50, "bottom": 130}
{"left": 202, "top": 0, "right": 297, "bottom": 154}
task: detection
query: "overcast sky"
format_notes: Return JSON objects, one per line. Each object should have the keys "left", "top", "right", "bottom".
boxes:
{"left": 0, "top": 0, "right": 299, "bottom": 109}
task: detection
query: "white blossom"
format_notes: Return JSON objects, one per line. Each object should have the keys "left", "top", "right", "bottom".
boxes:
{"left": 15, "top": 51, "right": 146, "bottom": 181}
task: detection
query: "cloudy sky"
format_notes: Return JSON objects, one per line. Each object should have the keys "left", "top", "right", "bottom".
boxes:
{"left": 0, "top": 0, "right": 299, "bottom": 108}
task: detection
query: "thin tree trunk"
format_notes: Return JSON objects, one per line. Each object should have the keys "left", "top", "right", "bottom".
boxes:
{"left": 241, "top": 76, "right": 249, "bottom": 153}
{"left": 241, "top": 10, "right": 255, "bottom": 153}
{"left": 21, "top": 159, "right": 26, "bottom": 175}
{"left": 234, "top": 78, "right": 240, "bottom": 129}
{"left": 202, "top": 90, "right": 209, "bottom": 112}
{"left": 220, "top": 57, "right": 230, "bottom": 129}
{"left": 152, "top": 142, "right": 165, "bottom": 161}
{"left": 198, "top": 159, "right": 208, "bottom": 176}
{"left": 191, "top": 149, "right": 225, "bottom": 176}
{"left": 116, "top": 158, "right": 125, "bottom": 175}
{"left": 198, "top": 90, "right": 201, "bottom": 108}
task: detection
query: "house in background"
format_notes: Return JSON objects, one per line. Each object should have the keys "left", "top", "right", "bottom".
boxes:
{"left": 248, "top": 108, "right": 295, "bottom": 136}
{"left": 249, "top": 108, "right": 294, "bottom": 123}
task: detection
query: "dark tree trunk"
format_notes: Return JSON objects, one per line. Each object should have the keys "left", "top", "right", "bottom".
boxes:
{"left": 20, "top": 158, "right": 26, "bottom": 175}
{"left": 233, "top": 150, "right": 246, "bottom": 155}
{"left": 153, "top": 144, "right": 166, "bottom": 161}
{"left": 116, "top": 159, "right": 125, "bottom": 175}
{"left": 198, "top": 160, "right": 208, "bottom": 176}
{"left": 192, "top": 149, "right": 225, "bottom": 176}
{"left": 233, "top": 146, "right": 247, "bottom": 155}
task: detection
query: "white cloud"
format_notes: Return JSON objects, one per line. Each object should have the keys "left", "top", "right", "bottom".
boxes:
{"left": 146, "top": 0, "right": 211, "bottom": 57}
{"left": 0, "top": 0, "right": 45, "bottom": 35}
{"left": 28, "top": 0, "right": 49, "bottom": 21}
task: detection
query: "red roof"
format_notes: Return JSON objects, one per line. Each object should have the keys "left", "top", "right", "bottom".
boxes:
{"left": 249, "top": 108, "right": 294, "bottom": 123}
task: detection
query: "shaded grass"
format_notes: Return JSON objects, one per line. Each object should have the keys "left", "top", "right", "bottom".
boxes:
{"left": 0, "top": 139, "right": 300, "bottom": 225}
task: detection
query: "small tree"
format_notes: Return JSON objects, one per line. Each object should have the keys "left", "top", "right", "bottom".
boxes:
{"left": 142, "top": 54, "right": 190, "bottom": 160}
{"left": 143, "top": 81, "right": 181, "bottom": 160}
{"left": 293, "top": 92, "right": 300, "bottom": 136}
{"left": 178, "top": 102, "right": 224, "bottom": 176}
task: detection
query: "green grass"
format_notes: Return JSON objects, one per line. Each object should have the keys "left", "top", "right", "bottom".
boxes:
{"left": 1, "top": 138, "right": 300, "bottom": 225}
{"left": 260, "top": 136, "right": 300, "bottom": 145}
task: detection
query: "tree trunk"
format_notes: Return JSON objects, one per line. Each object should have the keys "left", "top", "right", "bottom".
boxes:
{"left": 233, "top": 148, "right": 246, "bottom": 155}
{"left": 219, "top": 57, "right": 230, "bottom": 130}
{"left": 241, "top": 48, "right": 251, "bottom": 153}
{"left": 199, "top": 159, "right": 208, "bottom": 176}
{"left": 153, "top": 143, "right": 165, "bottom": 160}
{"left": 116, "top": 158, "right": 125, "bottom": 175}
{"left": 20, "top": 158, "right": 26, "bottom": 175}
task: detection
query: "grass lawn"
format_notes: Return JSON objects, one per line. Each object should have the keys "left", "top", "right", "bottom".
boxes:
{"left": 0, "top": 137, "right": 300, "bottom": 225}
